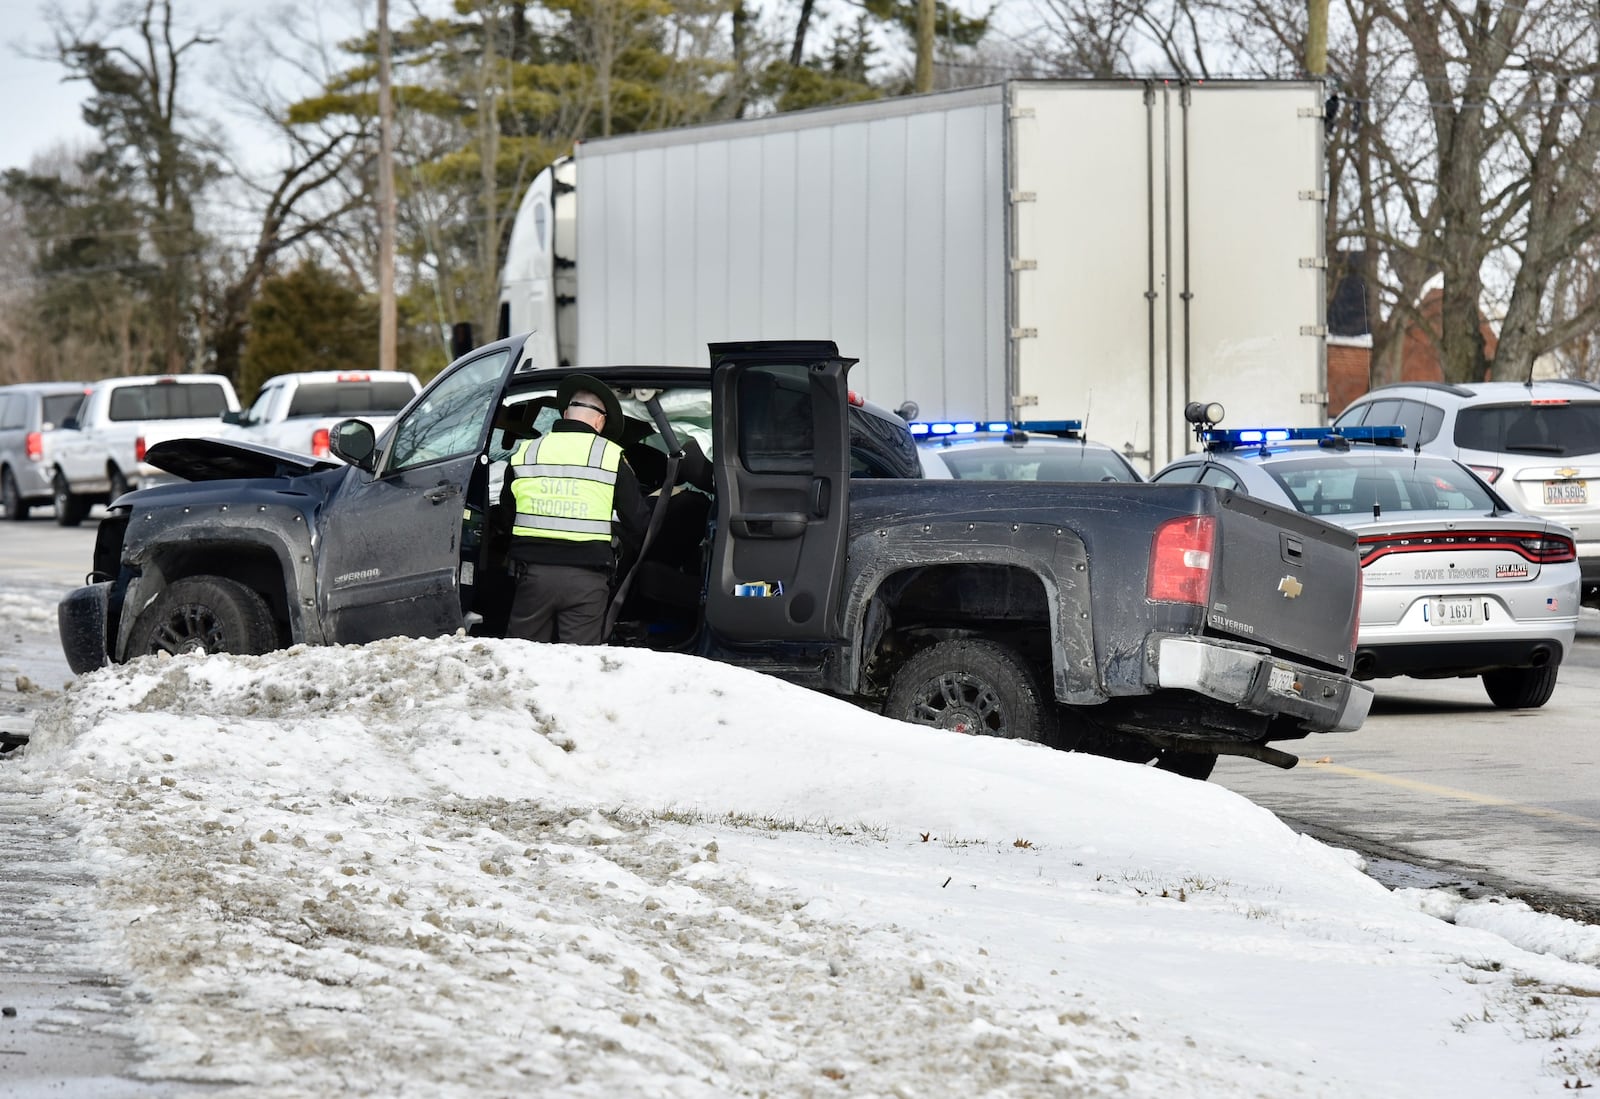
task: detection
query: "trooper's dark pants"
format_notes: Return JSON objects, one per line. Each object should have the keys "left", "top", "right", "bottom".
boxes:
{"left": 506, "top": 563, "right": 610, "bottom": 645}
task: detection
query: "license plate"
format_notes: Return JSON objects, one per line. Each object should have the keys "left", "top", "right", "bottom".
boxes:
{"left": 1429, "top": 597, "right": 1483, "bottom": 626}
{"left": 1543, "top": 479, "right": 1587, "bottom": 505}
{"left": 1267, "top": 665, "right": 1300, "bottom": 697}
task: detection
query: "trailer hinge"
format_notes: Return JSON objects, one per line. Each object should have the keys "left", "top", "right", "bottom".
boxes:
{"left": 1301, "top": 392, "right": 1329, "bottom": 404}
{"left": 1301, "top": 325, "right": 1328, "bottom": 337}
{"left": 1299, "top": 189, "right": 1328, "bottom": 201}
{"left": 1009, "top": 106, "right": 1036, "bottom": 120}
{"left": 1298, "top": 107, "right": 1323, "bottom": 118}
{"left": 1011, "top": 327, "right": 1038, "bottom": 340}
{"left": 1012, "top": 394, "right": 1040, "bottom": 409}
{"left": 1010, "top": 259, "right": 1038, "bottom": 272}
{"left": 1010, "top": 190, "right": 1037, "bottom": 204}
{"left": 1299, "top": 257, "right": 1328, "bottom": 269}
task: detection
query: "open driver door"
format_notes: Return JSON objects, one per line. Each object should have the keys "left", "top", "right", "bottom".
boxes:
{"left": 705, "top": 340, "right": 854, "bottom": 643}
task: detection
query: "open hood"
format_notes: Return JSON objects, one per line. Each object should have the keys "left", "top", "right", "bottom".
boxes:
{"left": 144, "top": 437, "right": 342, "bottom": 483}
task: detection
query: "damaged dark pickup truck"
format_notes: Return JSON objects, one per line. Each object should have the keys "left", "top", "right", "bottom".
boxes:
{"left": 59, "top": 337, "right": 1373, "bottom": 779}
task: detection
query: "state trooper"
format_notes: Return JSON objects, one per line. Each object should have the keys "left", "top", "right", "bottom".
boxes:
{"left": 501, "top": 375, "right": 650, "bottom": 644}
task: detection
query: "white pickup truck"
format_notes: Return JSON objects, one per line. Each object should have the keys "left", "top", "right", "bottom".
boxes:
{"left": 219, "top": 370, "right": 421, "bottom": 459}
{"left": 48, "top": 374, "right": 239, "bottom": 525}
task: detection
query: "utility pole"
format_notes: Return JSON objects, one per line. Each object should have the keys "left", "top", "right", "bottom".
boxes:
{"left": 1306, "top": 0, "right": 1329, "bottom": 76}
{"left": 915, "top": 0, "right": 935, "bottom": 93}
{"left": 377, "top": 0, "right": 398, "bottom": 372}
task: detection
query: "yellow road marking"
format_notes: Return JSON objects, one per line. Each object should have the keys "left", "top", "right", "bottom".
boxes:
{"left": 1312, "top": 761, "right": 1600, "bottom": 831}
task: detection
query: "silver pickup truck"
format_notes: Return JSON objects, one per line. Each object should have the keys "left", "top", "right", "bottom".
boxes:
{"left": 47, "top": 374, "right": 238, "bottom": 524}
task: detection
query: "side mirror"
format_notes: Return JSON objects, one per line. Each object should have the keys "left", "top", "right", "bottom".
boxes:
{"left": 328, "top": 418, "right": 377, "bottom": 471}
{"left": 221, "top": 410, "right": 242, "bottom": 425}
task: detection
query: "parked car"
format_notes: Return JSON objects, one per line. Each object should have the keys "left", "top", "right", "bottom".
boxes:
{"left": 1333, "top": 380, "right": 1600, "bottom": 606}
{"left": 221, "top": 370, "right": 422, "bottom": 460}
{"left": 58, "top": 337, "right": 1374, "bottom": 782}
{"left": 0, "top": 381, "right": 88, "bottom": 520}
{"left": 914, "top": 420, "right": 1144, "bottom": 483}
{"left": 1152, "top": 417, "right": 1581, "bottom": 709}
{"left": 48, "top": 373, "right": 240, "bottom": 525}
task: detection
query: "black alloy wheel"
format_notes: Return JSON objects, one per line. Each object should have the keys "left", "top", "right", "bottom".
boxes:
{"left": 885, "top": 639, "right": 1053, "bottom": 743}
{"left": 127, "top": 576, "right": 279, "bottom": 660}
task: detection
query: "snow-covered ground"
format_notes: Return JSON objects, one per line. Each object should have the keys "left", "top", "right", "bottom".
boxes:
{"left": 3, "top": 602, "right": 1600, "bottom": 1095}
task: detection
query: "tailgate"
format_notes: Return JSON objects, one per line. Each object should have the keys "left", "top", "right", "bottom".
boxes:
{"left": 1208, "top": 490, "right": 1359, "bottom": 670}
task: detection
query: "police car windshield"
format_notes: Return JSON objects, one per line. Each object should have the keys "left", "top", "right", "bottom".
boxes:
{"left": 1264, "top": 456, "right": 1496, "bottom": 516}
{"left": 934, "top": 445, "right": 1137, "bottom": 483}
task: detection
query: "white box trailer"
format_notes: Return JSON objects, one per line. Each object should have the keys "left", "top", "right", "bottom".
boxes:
{"left": 499, "top": 79, "right": 1329, "bottom": 471}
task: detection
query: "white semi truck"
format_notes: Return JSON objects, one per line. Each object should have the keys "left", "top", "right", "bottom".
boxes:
{"left": 497, "top": 79, "right": 1331, "bottom": 472}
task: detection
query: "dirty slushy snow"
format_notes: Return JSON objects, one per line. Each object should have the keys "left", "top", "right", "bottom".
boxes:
{"left": 5, "top": 633, "right": 1600, "bottom": 1097}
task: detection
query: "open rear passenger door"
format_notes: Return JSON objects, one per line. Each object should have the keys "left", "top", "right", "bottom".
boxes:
{"left": 706, "top": 341, "right": 854, "bottom": 643}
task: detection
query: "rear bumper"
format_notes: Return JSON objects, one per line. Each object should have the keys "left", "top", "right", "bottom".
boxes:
{"left": 1154, "top": 635, "right": 1373, "bottom": 734}
{"left": 1355, "top": 636, "right": 1566, "bottom": 679}
{"left": 58, "top": 582, "right": 113, "bottom": 675}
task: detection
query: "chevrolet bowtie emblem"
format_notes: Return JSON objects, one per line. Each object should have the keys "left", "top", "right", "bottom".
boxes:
{"left": 1556, "top": 467, "right": 1581, "bottom": 479}
{"left": 1278, "top": 575, "right": 1304, "bottom": 599}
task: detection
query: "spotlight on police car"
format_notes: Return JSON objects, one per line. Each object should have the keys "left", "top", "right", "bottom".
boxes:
{"left": 1184, "top": 401, "right": 1225, "bottom": 427}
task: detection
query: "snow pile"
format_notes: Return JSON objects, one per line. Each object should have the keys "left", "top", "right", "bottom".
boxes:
{"left": 8, "top": 635, "right": 1600, "bottom": 1097}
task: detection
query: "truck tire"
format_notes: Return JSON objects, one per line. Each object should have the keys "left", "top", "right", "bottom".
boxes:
{"left": 1154, "top": 749, "right": 1219, "bottom": 781}
{"left": 2, "top": 468, "right": 28, "bottom": 520}
{"left": 1481, "top": 664, "right": 1559, "bottom": 709}
{"left": 108, "top": 466, "right": 132, "bottom": 502}
{"left": 52, "top": 471, "right": 87, "bottom": 527}
{"left": 127, "top": 576, "right": 279, "bottom": 660}
{"left": 885, "top": 639, "right": 1052, "bottom": 742}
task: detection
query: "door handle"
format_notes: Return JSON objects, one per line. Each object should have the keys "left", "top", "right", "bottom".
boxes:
{"left": 424, "top": 482, "right": 461, "bottom": 504}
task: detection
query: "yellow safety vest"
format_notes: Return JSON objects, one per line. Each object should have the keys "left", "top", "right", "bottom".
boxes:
{"left": 509, "top": 431, "right": 622, "bottom": 543}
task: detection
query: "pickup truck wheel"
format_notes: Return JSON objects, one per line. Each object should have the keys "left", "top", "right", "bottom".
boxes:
{"left": 2, "top": 468, "right": 28, "bottom": 520}
{"left": 885, "top": 639, "right": 1052, "bottom": 742}
{"left": 128, "top": 576, "right": 278, "bottom": 660}
{"left": 108, "top": 466, "right": 132, "bottom": 502}
{"left": 1154, "top": 749, "right": 1219, "bottom": 781}
{"left": 52, "top": 471, "right": 87, "bottom": 527}
{"left": 1481, "top": 664, "right": 1559, "bottom": 709}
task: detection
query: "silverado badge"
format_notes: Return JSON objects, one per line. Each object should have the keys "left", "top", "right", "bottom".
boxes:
{"left": 1277, "top": 575, "right": 1304, "bottom": 599}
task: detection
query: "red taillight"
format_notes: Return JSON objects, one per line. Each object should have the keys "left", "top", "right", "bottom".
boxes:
{"left": 846, "top": 390, "right": 864, "bottom": 408}
{"left": 1359, "top": 530, "right": 1577, "bottom": 565}
{"left": 311, "top": 428, "right": 331, "bottom": 457}
{"left": 135, "top": 435, "right": 146, "bottom": 462}
{"left": 24, "top": 431, "right": 42, "bottom": 461}
{"left": 1148, "top": 515, "right": 1215, "bottom": 604}
{"left": 336, "top": 373, "right": 370, "bottom": 382}
{"left": 1468, "top": 464, "right": 1502, "bottom": 484}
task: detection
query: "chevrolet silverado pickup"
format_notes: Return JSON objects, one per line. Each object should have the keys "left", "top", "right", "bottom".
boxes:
{"left": 58, "top": 338, "right": 1373, "bottom": 778}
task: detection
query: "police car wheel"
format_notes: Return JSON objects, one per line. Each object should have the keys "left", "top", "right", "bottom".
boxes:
{"left": 128, "top": 576, "right": 279, "bottom": 660}
{"left": 1481, "top": 664, "right": 1559, "bottom": 710}
{"left": 885, "top": 639, "right": 1052, "bottom": 742}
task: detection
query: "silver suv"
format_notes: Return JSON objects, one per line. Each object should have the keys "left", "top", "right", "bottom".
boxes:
{"left": 1334, "top": 380, "right": 1600, "bottom": 606}
{"left": 0, "top": 382, "right": 88, "bottom": 521}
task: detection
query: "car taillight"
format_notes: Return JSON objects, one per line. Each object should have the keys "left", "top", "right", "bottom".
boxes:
{"left": 1148, "top": 515, "right": 1215, "bottom": 604}
{"left": 24, "top": 431, "right": 42, "bottom": 461}
{"left": 135, "top": 435, "right": 146, "bottom": 462}
{"left": 311, "top": 428, "right": 331, "bottom": 457}
{"left": 1359, "top": 530, "right": 1577, "bottom": 565}
{"left": 1468, "top": 464, "right": 1502, "bottom": 484}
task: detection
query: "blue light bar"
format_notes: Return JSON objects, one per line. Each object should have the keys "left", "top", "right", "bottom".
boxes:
{"left": 909, "top": 419, "right": 1083, "bottom": 438}
{"left": 1201, "top": 424, "right": 1406, "bottom": 448}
